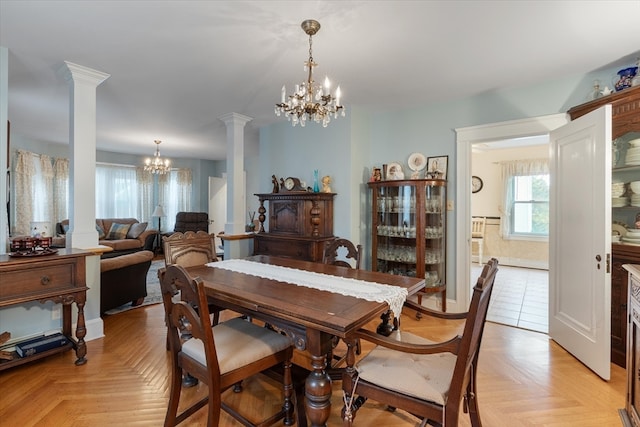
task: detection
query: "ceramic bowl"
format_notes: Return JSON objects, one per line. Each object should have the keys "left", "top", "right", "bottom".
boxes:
{"left": 630, "top": 181, "right": 640, "bottom": 193}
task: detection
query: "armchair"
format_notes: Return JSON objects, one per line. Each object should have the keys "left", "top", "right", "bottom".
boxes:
{"left": 342, "top": 258, "right": 499, "bottom": 426}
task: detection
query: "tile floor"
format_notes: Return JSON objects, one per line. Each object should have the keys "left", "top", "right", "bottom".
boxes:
{"left": 472, "top": 263, "right": 549, "bottom": 334}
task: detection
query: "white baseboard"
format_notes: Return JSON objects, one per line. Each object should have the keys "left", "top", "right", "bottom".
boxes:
{"left": 75, "top": 317, "right": 104, "bottom": 342}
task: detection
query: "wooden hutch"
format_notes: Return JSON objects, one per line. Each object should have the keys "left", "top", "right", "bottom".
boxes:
{"left": 567, "top": 85, "right": 640, "bottom": 369}
{"left": 253, "top": 191, "right": 336, "bottom": 262}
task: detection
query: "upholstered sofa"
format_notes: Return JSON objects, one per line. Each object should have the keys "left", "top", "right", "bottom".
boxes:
{"left": 100, "top": 250, "right": 154, "bottom": 314}
{"left": 54, "top": 218, "right": 156, "bottom": 256}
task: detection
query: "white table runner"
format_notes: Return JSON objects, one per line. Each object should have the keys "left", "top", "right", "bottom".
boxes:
{"left": 206, "top": 259, "right": 407, "bottom": 317}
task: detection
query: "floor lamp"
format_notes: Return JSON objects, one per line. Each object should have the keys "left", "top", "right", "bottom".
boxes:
{"left": 152, "top": 205, "right": 166, "bottom": 253}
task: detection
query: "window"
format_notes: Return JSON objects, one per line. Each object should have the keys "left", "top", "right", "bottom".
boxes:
{"left": 511, "top": 174, "right": 549, "bottom": 236}
{"left": 500, "top": 158, "right": 549, "bottom": 239}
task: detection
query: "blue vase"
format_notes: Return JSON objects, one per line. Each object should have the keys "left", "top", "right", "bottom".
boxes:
{"left": 313, "top": 170, "right": 320, "bottom": 192}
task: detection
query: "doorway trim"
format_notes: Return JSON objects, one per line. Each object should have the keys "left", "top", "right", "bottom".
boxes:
{"left": 454, "top": 113, "right": 568, "bottom": 310}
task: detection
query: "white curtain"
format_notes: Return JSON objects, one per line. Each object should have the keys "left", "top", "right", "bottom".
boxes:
{"left": 136, "top": 166, "right": 154, "bottom": 224}
{"left": 95, "top": 163, "right": 139, "bottom": 219}
{"left": 14, "top": 150, "right": 35, "bottom": 235}
{"left": 38, "top": 154, "right": 54, "bottom": 224}
{"left": 159, "top": 168, "right": 192, "bottom": 232}
{"left": 53, "top": 158, "right": 69, "bottom": 224}
{"left": 499, "top": 158, "right": 549, "bottom": 237}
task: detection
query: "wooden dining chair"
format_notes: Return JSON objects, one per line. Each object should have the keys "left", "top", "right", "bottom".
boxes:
{"left": 471, "top": 217, "right": 486, "bottom": 265}
{"left": 322, "top": 237, "right": 362, "bottom": 269}
{"left": 341, "top": 258, "right": 499, "bottom": 427}
{"left": 163, "top": 230, "right": 224, "bottom": 325}
{"left": 322, "top": 238, "right": 363, "bottom": 367}
{"left": 159, "top": 264, "right": 295, "bottom": 427}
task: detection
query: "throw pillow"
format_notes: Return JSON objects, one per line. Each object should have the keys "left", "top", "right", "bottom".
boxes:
{"left": 96, "top": 224, "right": 106, "bottom": 239}
{"left": 127, "top": 222, "right": 148, "bottom": 239}
{"left": 106, "top": 223, "right": 131, "bottom": 240}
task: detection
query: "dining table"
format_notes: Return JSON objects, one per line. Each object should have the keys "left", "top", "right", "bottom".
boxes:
{"left": 185, "top": 254, "right": 425, "bottom": 427}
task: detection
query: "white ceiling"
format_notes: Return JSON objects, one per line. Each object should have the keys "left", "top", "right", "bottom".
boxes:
{"left": 1, "top": 0, "right": 639, "bottom": 161}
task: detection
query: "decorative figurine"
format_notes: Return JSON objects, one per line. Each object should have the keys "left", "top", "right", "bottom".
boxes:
{"left": 271, "top": 174, "right": 279, "bottom": 193}
{"left": 321, "top": 175, "right": 332, "bottom": 193}
{"left": 371, "top": 168, "right": 382, "bottom": 182}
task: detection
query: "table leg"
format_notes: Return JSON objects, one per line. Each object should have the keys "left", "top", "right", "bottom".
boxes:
{"left": 73, "top": 297, "right": 87, "bottom": 365}
{"left": 305, "top": 330, "right": 333, "bottom": 427}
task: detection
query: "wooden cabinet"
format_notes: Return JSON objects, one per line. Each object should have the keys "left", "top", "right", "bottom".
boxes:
{"left": 568, "top": 85, "right": 640, "bottom": 368}
{"left": 0, "top": 249, "right": 89, "bottom": 370}
{"left": 612, "top": 245, "right": 640, "bottom": 367}
{"left": 368, "top": 179, "right": 447, "bottom": 311}
{"left": 622, "top": 264, "right": 640, "bottom": 426}
{"left": 254, "top": 192, "right": 335, "bottom": 262}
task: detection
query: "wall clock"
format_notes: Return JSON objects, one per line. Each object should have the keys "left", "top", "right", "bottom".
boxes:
{"left": 472, "top": 176, "right": 483, "bottom": 193}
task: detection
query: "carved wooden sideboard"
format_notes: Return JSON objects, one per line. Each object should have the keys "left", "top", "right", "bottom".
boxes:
{"left": 254, "top": 192, "right": 335, "bottom": 262}
{"left": 0, "top": 249, "right": 89, "bottom": 370}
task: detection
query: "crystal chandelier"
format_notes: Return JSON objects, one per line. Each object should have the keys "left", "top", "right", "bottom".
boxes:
{"left": 144, "top": 140, "right": 171, "bottom": 174}
{"left": 275, "top": 19, "right": 345, "bottom": 127}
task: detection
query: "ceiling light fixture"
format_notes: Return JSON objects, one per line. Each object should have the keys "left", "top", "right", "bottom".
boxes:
{"left": 275, "top": 19, "right": 344, "bottom": 127}
{"left": 144, "top": 140, "right": 171, "bottom": 174}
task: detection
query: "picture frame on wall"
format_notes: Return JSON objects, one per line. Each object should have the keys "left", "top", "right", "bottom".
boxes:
{"left": 426, "top": 155, "right": 448, "bottom": 180}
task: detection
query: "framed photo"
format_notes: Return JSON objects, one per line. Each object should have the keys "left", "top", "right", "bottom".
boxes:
{"left": 426, "top": 155, "right": 448, "bottom": 180}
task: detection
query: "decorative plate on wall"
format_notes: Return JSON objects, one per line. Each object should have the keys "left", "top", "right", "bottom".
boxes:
{"left": 408, "top": 152, "right": 426, "bottom": 171}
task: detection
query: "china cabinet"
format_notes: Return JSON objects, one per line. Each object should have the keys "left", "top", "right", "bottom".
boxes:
{"left": 568, "top": 85, "right": 640, "bottom": 368}
{"left": 368, "top": 179, "right": 447, "bottom": 311}
{"left": 253, "top": 191, "right": 335, "bottom": 262}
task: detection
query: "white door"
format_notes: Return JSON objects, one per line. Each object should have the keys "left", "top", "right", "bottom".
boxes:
{"left": 208, "top": 176, "right": 227, "bottom": 235}
{"left": 549, "top": 105, "right": 612, "bottom": 380}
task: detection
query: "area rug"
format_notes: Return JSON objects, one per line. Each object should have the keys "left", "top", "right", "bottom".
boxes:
{"left": 103, "top": 259, "right": 164, "bottom": 315}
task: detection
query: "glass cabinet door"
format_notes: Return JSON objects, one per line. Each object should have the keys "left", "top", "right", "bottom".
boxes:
{"left": 423, "top": 183, "right": 445, "bottom": 289}
{"left": 375, "top": 184, "right": 418, "bottom": 276}
{"left": 370, "top": 179, "right": 447, "bottom": 310}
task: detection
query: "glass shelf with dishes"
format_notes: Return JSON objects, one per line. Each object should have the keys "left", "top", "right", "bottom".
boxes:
{"left": 612, "top": 132, "right": 640, "bottom": 226}
{"left": 369, "top": 178, "right": 447, "bottom": 311}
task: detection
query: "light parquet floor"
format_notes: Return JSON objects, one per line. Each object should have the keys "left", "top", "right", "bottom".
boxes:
{"left": 0, "top": 302, "right": 627, "bottom": 426}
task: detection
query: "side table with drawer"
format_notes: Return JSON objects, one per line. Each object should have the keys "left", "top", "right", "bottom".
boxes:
{"left": 0, "top": 248, "right": 90, "bottom": 370}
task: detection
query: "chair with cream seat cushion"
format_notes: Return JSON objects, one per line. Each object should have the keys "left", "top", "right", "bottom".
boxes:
{"left": 341, "top": 258, "right": 499, "bottom": 427}
{"left": 159, "top": 264, "right": 294, "bottom": 427}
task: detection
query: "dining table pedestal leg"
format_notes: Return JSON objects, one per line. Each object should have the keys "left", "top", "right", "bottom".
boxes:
{"left": 305, "top": 330, "right": 333, "bottom": 427}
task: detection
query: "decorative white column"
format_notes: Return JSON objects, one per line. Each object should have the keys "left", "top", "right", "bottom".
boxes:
{"left": 218, "top": 112, "right": 252, "bottom": 259}
{"left": 61, "top": 61, "right": 109, "bottom": 249}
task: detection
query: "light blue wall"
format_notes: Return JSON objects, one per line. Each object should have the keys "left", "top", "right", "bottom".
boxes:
{"left": 258, "top": 65, "right": 626, "bottom": 297}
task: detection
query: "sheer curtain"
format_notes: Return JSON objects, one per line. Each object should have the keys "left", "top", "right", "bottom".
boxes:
{"left": 13, "top": 150, "right": 64, "bottom": 236}
{"left": 53, "top": 158, "right": 69, "bottom": 223}
{"left": 499, "top": 158, "right": 549, "bottom": 237}
{"left": 95, "top": 164, "right": 139, "bottom": 218}
{"left": 158, "top": 168, "right": 192, "bottom": 232}
{"left": 13, "top": 150, "right": 35, "bottom": 235}
{"left": 136, "top": 166, "right": 154, "bottom": 224}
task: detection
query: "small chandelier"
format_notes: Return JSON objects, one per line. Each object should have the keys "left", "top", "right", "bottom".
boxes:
{"left": 275, "top": 19, "right": 345, "bottom": 127}
{"left": 144, "top": 140, "right": 171, "bottom": 174}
